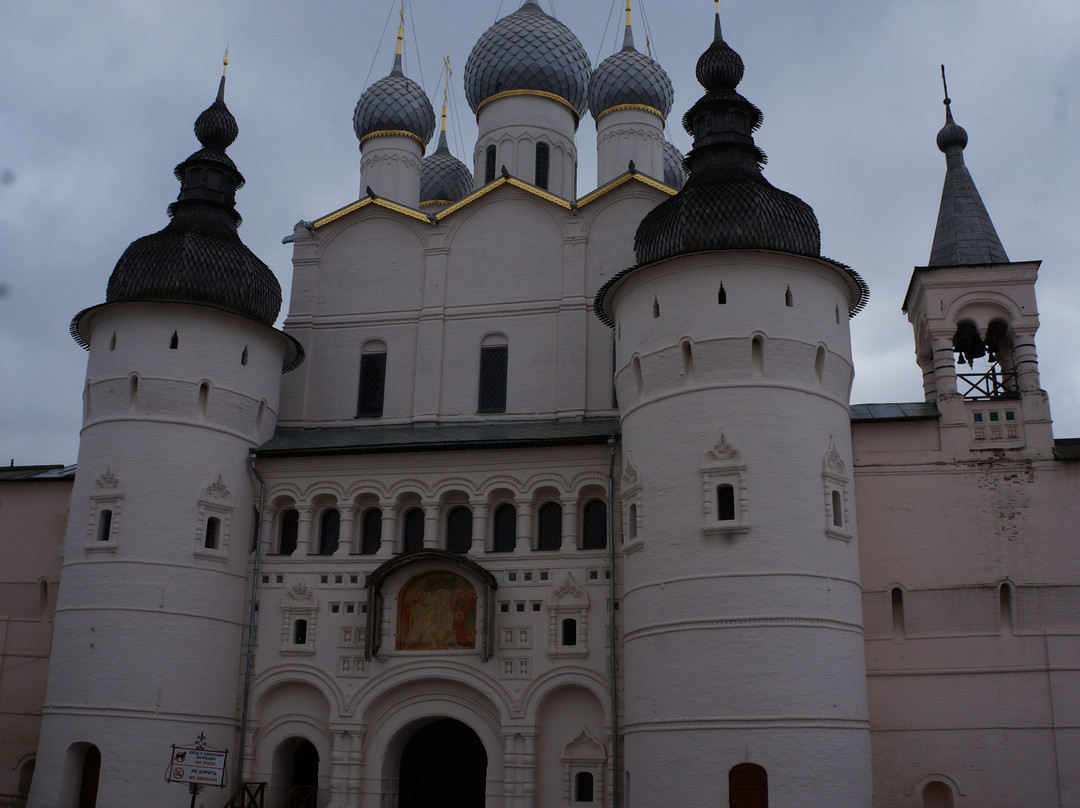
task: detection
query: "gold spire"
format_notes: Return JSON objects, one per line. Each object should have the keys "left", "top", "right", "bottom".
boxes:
{"left": 395, "top": 0, "right": 405, "bottom": 56}
{"left": 625, "top": 0, "right": 632, "bottom": 28}
{"left": 222, "top": 46, "right": 229, "bottom": 77}
{"left": 441, "top": 56, "right": 451, "bottom": 132}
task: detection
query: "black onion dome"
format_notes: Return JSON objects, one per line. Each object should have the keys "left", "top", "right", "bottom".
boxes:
{"left": 353, "top": 54, "right": 436, "bottom": 145}
{"left": 464, "top": 0, "right": 591, "bottom": 116}
{"left": 663, "top": 141, "right": 686, "bottom": 190}
{"left": 420, "top": 130, "right": 474, "bottom": 204}
{"left": 634, "top": 14, "right": 820, "bottom": 265}
{"left": 105, "top": 75, "right": 282, "bottom": 326}
{"left": 589, "top": 24, "right": 673, "bottom": 120}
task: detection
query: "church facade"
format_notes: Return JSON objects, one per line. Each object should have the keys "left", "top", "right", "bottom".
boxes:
{"left": 5, "top": 3, "right": 1079, "bottom": 807}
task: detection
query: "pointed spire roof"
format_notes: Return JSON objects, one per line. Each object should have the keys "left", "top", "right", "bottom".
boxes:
{"left": 101, "top": 61, "right": 282, "bottom": 326}
{"left": 928, "top": 68, "right": 1008, "bottom": 266}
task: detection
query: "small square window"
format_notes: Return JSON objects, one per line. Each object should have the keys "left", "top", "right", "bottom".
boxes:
{"left": 275, "top": 575, "right": 284, "bottom": 583}
{"left": 989, "top": 412, "right": 1000, "bottom": 422}
{"left": 589, "top": 570, "right": 598, "bottom": 580}
{"left": 973, "top": 413, "right": 983, "bottom": 422}
{"left": 1005, "top": 411, "right": 1016, "bottom": 421}
{"left": 261, "top": 575, "right": 269, "bottom": 583}
{"left": 350, "top": 574, "right": 359, "bottom": 584}
{"left": 604, "top": 570, "right": 610, "bottom": 579}
{"left": 524, "top": 571, "right": 533, "bottom": 581}
{"left": 531, "top": 602, "right": 541, "bottom": 612}
{"left": 335, "top": 575, "right": 343, "bottom": 584}
{"left": 361, "top": 604, "right": 368, "bottom": 613}
{"left": 500, "top": 603, "right": 510, "bottom": 613}
{"left": 346, "top": 603, "right": 355, "bottom": 614}
{"left": 540, "top": 571, "right": 549, "bottom": 581}
{"left": 508, "top": 572, "right": 517, "bottom": 582}
{"left": 320, "top": 574, "right": 328, "bottom": 584}
{"left": 331, "top": 604, "right": 340, "bottom": 614}
{"left": 516, "top": 602, "right": 525, "bottom": 613}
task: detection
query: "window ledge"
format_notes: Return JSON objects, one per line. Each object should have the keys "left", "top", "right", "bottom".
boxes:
{"left": 703, "top": 522, "right": 751, "bottom": 537}
{"left": 825, "top": 527, "right": 852, "bottom": 542}
{"left": 281, "top": 647, "right": 315, "bottom": 656}
{"left": 623, "top": 538, "right": 645, "bottom": 555}
{"left": 194, "top": 549, "right": 228, "bottom": 563}
{"left": 85, "top": 542, "right": 119, "bottom": 554}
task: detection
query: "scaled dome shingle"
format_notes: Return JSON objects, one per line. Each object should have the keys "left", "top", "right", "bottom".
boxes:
{"left": 421, "top": 131, "right": 474, "bottom": 205}
{"left": 464, "top": 0, "right": 591, "bottom": 117}
{"left": 353, "top": 57, "right": 436, "bottom": 146}
{"left": 589, "top": 27, "right": 673, "bottom": 121}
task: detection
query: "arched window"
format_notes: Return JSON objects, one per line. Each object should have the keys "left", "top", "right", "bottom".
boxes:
{"left": 485, "top": 144, "right": 497, "bottom": 183}
{"left": 17, "top": 758, "right": 34, "bottom": 795}
{"left": 627, "top": 503, "right": 638, "bottom": 541}
{"left": 318, "top": 509, "right": 340, "bottom": 555}
{"left": 1000, "top": 582, "right": 1013, "bottom": 634}
{"left": 279, "top": 509, "right": 299, "bottom": 555}
{"left": 729, "top": 762, "right": 768, "bottom": 808}
{"left": 718, "top": 283, "right": 727, "bottom": 304}
{"left": 170, "top": 331, "right": 179, "bottom": 349}
{"left": 204, "top": 516, "right": 220, "bottom": 550}
{"left": 446, "top": 506, "right": 473, "bottom": 554}
{"left": 492, "top": 503, "right": 516, "bottom": 552}
{"left": 831, "top": 490, "right": 843, "bottom": 527}
{"left": 921, "top": 781, "right": 954, "bottom": 808}
{"left": 293, "top": 619, "right": 308, "bottom": 645}
{"left": 891, "top": 587, "right": 905, "bottom": 637}
{"left": 582, "top": 500, "right": 607, "bottom": 550}
{"left": 361, "top": 508, "right": 382, "bottom": 555}
{"left": 785, "top": 285, "right": 793, "bottom": 307}
{"left": 717, "top": 484, "right": 736, "bottom": 521}
{"left": 562, "top": 618, "right": 578, "bottom": 646}
{"left": 537, "top": 502, "right": 562, "bottom": 551}
{"left": 575, "top": 771, "right": 594, "bottom": 802}
{"left": 535, "top": 141, "right": 550, "bottom": 189}
{"left": 97, "top": 509, "right": 113, "bottom": 542}
{"left": 403, "top": 507, "right": 425, "bottom": 553}
{"left": 357, "top": 343, "right": 387, "bottom": 418}
{"left": 478, "top": 340, "right": 508, "bottom": 413}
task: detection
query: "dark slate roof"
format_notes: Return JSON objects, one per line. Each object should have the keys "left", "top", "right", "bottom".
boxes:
{"left": 353, "top": 53, "right": 436, "bottom": 146}
{"left": 589, "top": 23, "right": 673, "bottom": 120}
{"left": 928, "top": 99, "right": 1009, "bottom": 267}
{"left": 257, "top": 417, "right": 621, "bottom": 457}
{"left": 420, "top": 130, "right": 474, "bottom": 205}
{"left": 632, "top": 14, "right": 823, "bottom": 266}
{"left": 101, "top": 75, "right": 282, "bottom": 327}
{"left": 0, "top": 464, "right": 77, "bottom": 481}
{"left": 849, "top": 402, "right": 940, "bottom": 422}
{"left": 464, "top": 0, "right": 591, "bottom": 116}
{"left": 1053, "top": 439, "right": 1080, "bottom": 461}
{"left": 663, "top": 140, "right": 686, "bottom": 190}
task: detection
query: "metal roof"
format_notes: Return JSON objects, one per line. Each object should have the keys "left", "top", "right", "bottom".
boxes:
{"left": 0, "top": 464, "right": 77, "bottom": 481}
{"left": 1053, "top": 439, "right": 1080, "bottom": 461}
{"left": 849, "top": 402, "right": 940, "bottom": 422}
{"left": 257, "top": 417, "right": 622, "bottom": 457}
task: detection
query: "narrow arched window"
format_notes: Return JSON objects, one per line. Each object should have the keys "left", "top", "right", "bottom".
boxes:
{"left": 478, "top": 342, "right": 508, "bottom": 413}
{"left": 575, "top": 771, "right": 594, "bottom": 802}
{"left": 652, "top": 297, "right": 660, "bottom": 318}
{"left": 1000, "top": 582, "right": 1013, "bottom": 634}
{"left": 403, "top": 507, "right": 425, "bottom": 553}
{"left": 109, "top": 332, "right": 117, "bottom": 350}
{"left": 562, "top": 618, "right": 578, "bottom": 646}
{"left": 627, "top": 503, "right": 638, "bottom": 540}
{"left": 831, "top": 490, "right": 843, "bottom": 527}
{"left": 785, "top": 285, "right": 793, "bottom": 307}
{"left": 204, "top": 516, "right": 220, "bottom": 550}
{"left": 492, "top": 503, "right": 516, "bottom": 552}
{"left": 729, "top": 763, "right": 768, "bottom": 808}
{"left": 752, "top": 335, "right": 765, "bottom": 377}
{"left": 279, "top": 509, "right": 299, "bottom": 555}
{"left": 241, "top": 346, "right": 249, "bottom": 366}
{"left": 717, "top": 484, "right": 735, "bottom": 521}
{"left": 357, "top": 345, "right": 387, "bottom": 417}
{"left": 485, "top": 145, "right": 497, "bottom": 183}
{"left": 446, "top": 506, "right": 472, "bottom": 554}
{"left": 293, "top": 619, "right": 308, "bottom": 645}
{"left": 361, "top": 508, "right": 382, "bottom": 555}
{"left": 170, "top": 331, "right": 179, "bottom": 349}
{"left": 318, "top": 509, "right": 340, "bottom": 555}
{"left": 582, "top": 500, "right": 607, "bottom": 550}
{"left": 535, "top": 142, "right": 550, "bottom": 189}
{"left": 97, "top": 509, "right": 113, "bottom": 542}
{"left": 718, "top": 284, "right": 727, "bottom": 304}
{"left": 891, "top": 587, "right": 905, "bottom": 638}
{"left": 921, "top": 780, "right": 954, "bottom": 808}
{"left": 537, "top": 502, "right": 562, "bottom": 551}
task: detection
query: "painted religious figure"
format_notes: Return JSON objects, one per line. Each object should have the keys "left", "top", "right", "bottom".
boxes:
{"left": 397, "top": 571, "right": 477, "bottom": 650}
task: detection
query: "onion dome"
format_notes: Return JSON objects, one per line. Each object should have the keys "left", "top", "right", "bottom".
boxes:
{"left": 588, "top": 14, "right": 673, "bottom": 122}
{"left": 633, "top": 14, "right": 821, "bottom": 266}
{"left": 104, "top": 74, "right": 282, "bottom": 326}
{"left": 928, "top": 69, "right": 1008, "bottom": 267}
{"left": 464, "top": 0, "right": 591, "bottom": 118}
{"left": 421, "top": 130, "right": 473, "bottom": 206}
{"left": 353, "top": 52, "right": 436, "bottom": 147}
{"left": 663, "top": 141, "right": 686, "bottom": 189}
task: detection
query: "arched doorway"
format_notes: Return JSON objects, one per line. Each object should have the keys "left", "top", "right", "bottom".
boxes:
{"left": 77, "top": 745, "right": 100, "bottom": 808}
{"left": 729, "top": 762, "right": 767, "bottom": 808}
{"left": 272, "top": 737, "right": 319, "bottom": 807}
{"left": 399, "top": 718, "right": 487, "bottom": 808}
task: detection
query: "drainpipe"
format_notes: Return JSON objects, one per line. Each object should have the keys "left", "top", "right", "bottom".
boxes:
{"left": 606, "top": 436, "right": 620, "bottom": 808}
{"left": 237, "top": 451, "right": 266, "bottom": 791}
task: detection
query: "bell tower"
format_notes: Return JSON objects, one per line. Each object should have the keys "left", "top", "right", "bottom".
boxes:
{"left": 903, "top": 70, "right": 1053, "bottom": 459}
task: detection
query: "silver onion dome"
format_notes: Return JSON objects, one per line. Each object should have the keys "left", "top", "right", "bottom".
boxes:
{"left": 464, "top": 0, "right": 591, "bottom": 117}
{"left": 663, "top": 140, "right": 686, "bottom": 189}
{"left": 420, "top": 131, "right": 474, "bottom": 205}
{"left": 353, "top": 53, "right": 436, "bottom": 146}
{"left": 589, "top": 22, "right": 673, "bottom": 121}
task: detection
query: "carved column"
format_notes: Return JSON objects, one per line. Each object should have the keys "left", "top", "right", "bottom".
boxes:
{"left": 561, "top": 499, "right": 579, "bottom": 551}
{"left": 378, "top": 502, "right": 398, "bottom": 557}
{"left": 422, "top": 500, "right": 440, "bottom": 550}
{"left": 296, "top": 505, "right": 313, "bottom": 555}
{"left": 470, "top": 498, "right": 488, "bottom": 555}
{"left": 338, "top": 505, "right": 358, "bottom": 556}
{"left": 515, "top": 499, "right": 533, "bottom": 553}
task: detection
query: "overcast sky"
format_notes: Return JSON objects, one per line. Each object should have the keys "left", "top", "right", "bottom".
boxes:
{"left": 2, "top": 0, "right": 1078, "bottom": 465}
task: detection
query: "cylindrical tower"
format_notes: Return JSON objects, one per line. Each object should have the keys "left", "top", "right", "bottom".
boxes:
{"left": 464, "top": 0, "right": 590, "bottom": 198}
{"left": 596, "top": 16, "right": 872, "bottom": 806}
{"left": 30, "top": 71, "right": 300, "bottom": 808}
{"left": 589, "top": 1, "right": 673, "bottom": 186}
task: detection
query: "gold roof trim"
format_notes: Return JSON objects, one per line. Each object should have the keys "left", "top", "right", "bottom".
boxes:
{"left": 435, "top": 175, "right": 571, "bottom": 221}
{"left": 593, "top": 103, "right": 664, "bottom": 124}
{"left": 577, "top": 171, "right": 675, "bottom": 208}
{"left": 359, "top": 129, "right": 427, "bottom": 148}
{"left": 476, "top": 89, "right": 579, "bottom": 117}
{"left": 312, "top": 196, "right": 430, "bottom": 229}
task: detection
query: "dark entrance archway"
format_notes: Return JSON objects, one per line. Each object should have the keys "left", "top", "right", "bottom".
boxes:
{"left": 729, "top": 762, "right": 768, "bottom": 808}
{"left": 399, "top": 718, "right": 487, "bottom": 808}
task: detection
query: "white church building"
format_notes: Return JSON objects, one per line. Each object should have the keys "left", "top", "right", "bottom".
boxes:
{"left": 3, "top": 2, "right": 1079, "bottom": 807}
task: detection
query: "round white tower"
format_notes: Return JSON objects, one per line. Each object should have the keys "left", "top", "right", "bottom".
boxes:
{"left": 29, "top": 71, "right": 301, "bottom": 808}
{"left": 464, "top": 0, "right": 590, "bottom": 198}
{"left": 589, "top": 1, "right": 673, "bottom": 186}
{"left": 596, "top": 16, "right": 873, "bottom": 806}
{"left": 353, "top": 16, "right": 435, "bottom": 208}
